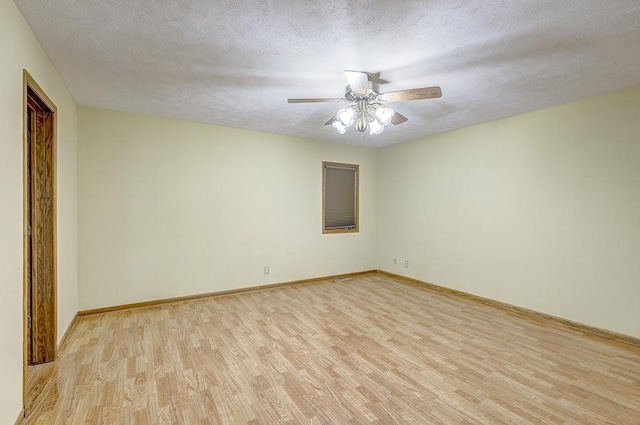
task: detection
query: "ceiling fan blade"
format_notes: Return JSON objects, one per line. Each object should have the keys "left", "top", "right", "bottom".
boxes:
{"left": 287, "top": 98, "right": 347, "bottom": 104}
{"left": 324, "top": 116, "right": 337, "bottom": 125}
{"left": 344, "top": 70, "right": 370, "bottom": 95}
{"left": 379, "top": 86, "right": 442, "bottom": 103}
{"left": 391, "top": 111, "right": 408, "bottom": 125}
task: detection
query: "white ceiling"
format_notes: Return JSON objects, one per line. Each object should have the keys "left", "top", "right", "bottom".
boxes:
{"left": 15, "top": 0, "right": 640, "bottom": 148}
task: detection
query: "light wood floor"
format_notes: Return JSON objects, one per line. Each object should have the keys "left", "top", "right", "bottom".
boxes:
{"left": 25, "top": 361, "right": 56, "bottom": 417}
{"left": 27, "top": 273, "right": 640, "bottom": 424}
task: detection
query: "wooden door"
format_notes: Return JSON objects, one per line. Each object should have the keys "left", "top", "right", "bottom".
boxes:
{"left": 25, "top": 106, "right": 34, "bottom": 363}
{"left": 24, "top": 73, "right": 57, "bottom": 365}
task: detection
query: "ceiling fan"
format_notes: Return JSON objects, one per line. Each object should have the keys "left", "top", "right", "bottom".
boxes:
{"left": 288, "top": 70, "right": 442, "bottom": 135}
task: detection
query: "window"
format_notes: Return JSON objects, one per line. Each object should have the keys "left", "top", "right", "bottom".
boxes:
{"left": 323, "top": 162, "right": 359, "bottom": 233}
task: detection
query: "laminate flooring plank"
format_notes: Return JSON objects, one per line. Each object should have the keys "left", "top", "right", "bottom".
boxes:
{"left": 26, "top": 274, "right": 640, "bottom": 424}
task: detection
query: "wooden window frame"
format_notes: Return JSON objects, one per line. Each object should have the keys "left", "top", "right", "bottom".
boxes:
{"left": 322, "top": 161, "right": 359, "bottom": 234}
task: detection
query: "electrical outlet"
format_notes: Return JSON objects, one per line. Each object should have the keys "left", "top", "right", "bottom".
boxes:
{"left": 264, "top": 266, "right": 269, "bottom": 274}
{"left": 404, "top": 260, "right": 409, "bottom": 268}
{"left": 393, "top": 258, "right": 397, "bottom": 265}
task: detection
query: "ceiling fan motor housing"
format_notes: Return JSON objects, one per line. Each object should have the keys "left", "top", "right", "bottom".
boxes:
{"left": 355, "top": 99, "right": 370, "bottom": 132}
{"left": 345, "top": 81, "right": 380, "bottom": 101}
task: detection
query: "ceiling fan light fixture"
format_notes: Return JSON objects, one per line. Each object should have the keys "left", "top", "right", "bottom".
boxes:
{"left": 337, "top": 107, "right": 355, "bottom": 126}
{"left": 369, "top": 118, "right": 384, "bottom": 135}
{"left": 288, "top": 70, "right": 442, "bottom": 137}
{"left": 332, "top": 120, "right": 347, "bottom": 134}
{"left": 374, "top": 105, "right": 395, "bottom": 126}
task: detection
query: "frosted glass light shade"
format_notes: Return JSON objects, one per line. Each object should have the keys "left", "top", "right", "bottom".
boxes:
{"left": 337, "top": 108, "right": 355, "bottom": 126}
{"left": 375, "top": 105, "right": 395, "bottom": 125}
{"left": 369, "top": 119, "right": 383, "bottom": 135}
{"left": 332, "top": 120, "right": 347, "bottom": 134}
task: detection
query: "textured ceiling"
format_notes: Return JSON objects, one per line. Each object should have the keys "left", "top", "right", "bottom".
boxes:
{"left": 15, "top": 0, "right": 640, "bottom": 148}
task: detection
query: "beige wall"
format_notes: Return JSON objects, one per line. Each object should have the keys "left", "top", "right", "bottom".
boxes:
{"left": 378, "top": 86, "right": 640, "bottom": 338}
{"left": 0, "top": 0, "right": 78, "bottom": 421}
{"left": 77, "top": 107, "right": 378, "bottom": 310}
{"left": 79, "top": 87, "right": 640, "bottom": 339}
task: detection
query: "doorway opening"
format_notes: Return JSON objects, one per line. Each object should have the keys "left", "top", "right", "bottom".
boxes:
{"left": 23, "top": 70, "right": 57, "bottom": 417}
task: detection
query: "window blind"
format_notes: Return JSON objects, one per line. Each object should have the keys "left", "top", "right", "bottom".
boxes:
{"left": 324, "top": 164, "right": 357, "bottom": 230}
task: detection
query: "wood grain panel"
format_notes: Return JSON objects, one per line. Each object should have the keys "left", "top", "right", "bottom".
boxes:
{"left": 25, "top": 107, "right": 33, "bottom": 366}
{"left": 26, "top": 274, "right": 640, "bottom": 424}
{"left": 25, "top": 362, "right": 55, "bottom": 420}
{"left": 30, "top": 107, "right": 56, "bottom": 364}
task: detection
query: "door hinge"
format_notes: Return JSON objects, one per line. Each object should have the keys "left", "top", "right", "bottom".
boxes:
{"left": 26, "top": 224, "right": 31, "bottom": 236}
{"left": 27, "top": 316, "right": 32, "bottom": 329}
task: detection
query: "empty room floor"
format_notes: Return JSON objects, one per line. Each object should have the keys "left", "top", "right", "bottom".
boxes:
{"left": 27, "top": 273, "right": 640, "bottom": 424}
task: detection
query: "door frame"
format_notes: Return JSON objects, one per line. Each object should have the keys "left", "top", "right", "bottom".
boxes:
{"left": 22, "top": 69, "right": 58, "bottom": 409}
